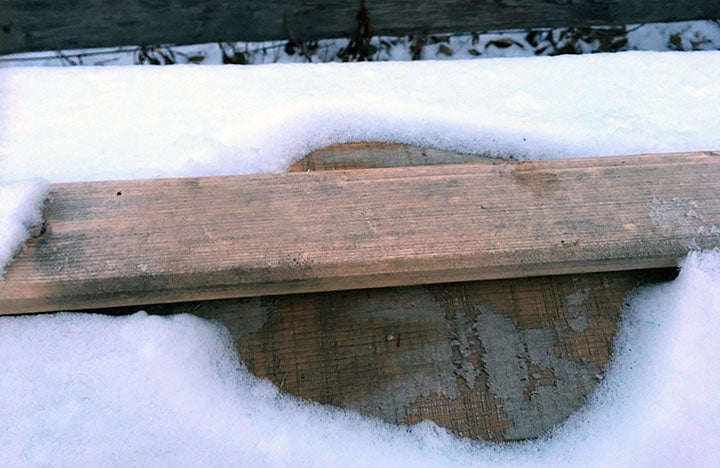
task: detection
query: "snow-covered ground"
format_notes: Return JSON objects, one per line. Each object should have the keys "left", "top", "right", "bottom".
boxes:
{"left": 1, "top": 21, "right": 720, "bottom": 466}
{"left": 1, "top": 20, "right": 719, "bottom": 66}
{"left": 2, "top": 51, "right": 719, "bottom": 185}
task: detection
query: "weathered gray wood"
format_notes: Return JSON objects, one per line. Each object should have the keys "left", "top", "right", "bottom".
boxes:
{"left": 1, "top": 151, "right": 718, "bottom": 314}
{"left": 2, "top": 0, "right": 719, "bottom": 55}
{"left": 96, "top": 267, "right": 676, "bottom": 441}
{"left": 79, "top": 144, "right": 679, "bottom": 441}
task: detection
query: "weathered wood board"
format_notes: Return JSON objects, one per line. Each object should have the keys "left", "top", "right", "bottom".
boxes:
{"left": 57, "top": 144, "right": 681, "bottom": 441}
{"left": 1, "top": 151, "right": 719, "bottom": 314}
{"left": 95, "top": 267, "right": 676, "bottom": 441}
{"left": 3, "top": 0, "right": 720, "bottom": 55}
{"left": 287, "top": 141, "right": 497, "bottom": 172}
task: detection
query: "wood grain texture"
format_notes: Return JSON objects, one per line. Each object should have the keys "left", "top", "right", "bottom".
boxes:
{"left": 3, "top": 0, "right": 720, "bottom": 54}
{"left": 1, "top": 151, "right": 719, "bottom": 314}
{"left": 288, "top": 142, "right": 497, "bottom": 172}
{"left": 75, "top": 144, "right": 679, "bottom": 441}
{"left": 96, "top": 268, "right": 676, "bottom": 441}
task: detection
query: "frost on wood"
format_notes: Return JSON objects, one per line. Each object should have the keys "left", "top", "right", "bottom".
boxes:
{"left": 0, "top": 252, "right": 718, "bottom": 466}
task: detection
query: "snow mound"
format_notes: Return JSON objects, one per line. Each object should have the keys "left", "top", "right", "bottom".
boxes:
{"left": 0, "top": 179, "right": 48, "bottom": 277}
{"left": 1, "top": 51, "right": 719, "bottom": 183}
{"left": 0, "top": 251, "right": 718, "bottom": 466}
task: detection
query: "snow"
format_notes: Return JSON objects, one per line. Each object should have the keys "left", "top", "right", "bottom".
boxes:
{"left": 2, "top": 20, "right": 719, "bottom": 66}
{"left": 1, "top": 51, "right": 720, "bottom": 185}
{"left": 0, "top": 179, "right": 48, "bottom": 278}
{"left": 0, "top": 252, "right": 718, "bottom": 466}
{"left": 1, "top": 39, "right": 719, "bottom": 465}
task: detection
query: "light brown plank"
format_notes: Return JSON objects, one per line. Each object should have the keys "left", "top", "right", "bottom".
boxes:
{"left": 77, "top": 145, "right": 678, "bottom": 441}
{"left": 1, "top": 151, "right": 719, "bottom": 314}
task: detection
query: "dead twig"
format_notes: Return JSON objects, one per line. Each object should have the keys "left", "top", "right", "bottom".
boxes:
{"left": 134, "top": 44, "right": 176, "bottom": 65}
{"left": 338, "top": 0, "right": 376, "bottom": 62}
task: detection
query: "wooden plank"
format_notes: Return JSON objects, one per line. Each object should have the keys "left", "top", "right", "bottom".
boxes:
{"left": 287, "top": 142, "right": 498, "bottom": 172}
{"left": 82, "top": 145, "right": 678, "bottom": 440}
{"left": 1, "top": 151, "right": 719, "bottom": 314}
{"left": 3, "top": 0, "right": 720, "bottom": 55}
{"left": 94, "top": 267, "right": 677, "bottom": 441}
